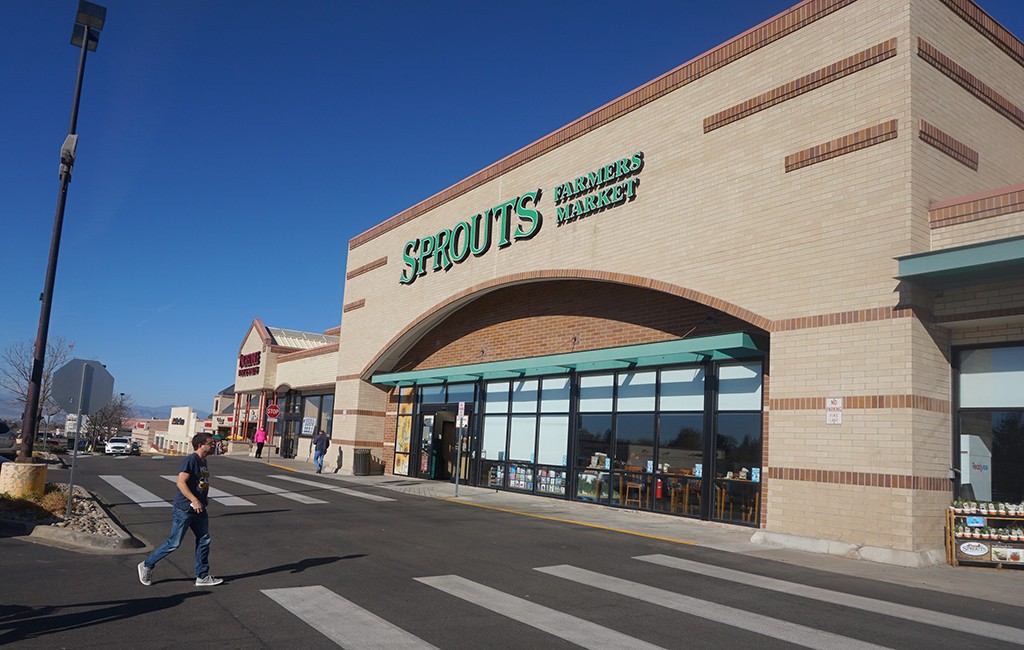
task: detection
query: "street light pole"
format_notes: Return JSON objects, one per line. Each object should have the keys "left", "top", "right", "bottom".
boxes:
{"left": 18, "top": 1, "right": 106, "bottom": 463}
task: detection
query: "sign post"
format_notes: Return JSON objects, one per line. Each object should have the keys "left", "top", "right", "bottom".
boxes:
{"left": 52, "top": 359, "right": 114, "bottom": 519}
{"left": 454, "top": 402, "right": 467, "bottom": 497}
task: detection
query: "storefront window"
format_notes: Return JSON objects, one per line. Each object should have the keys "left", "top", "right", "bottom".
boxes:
{"left": 420, "top": 385, "right": 446, "bottom": 405}
{"left": 713, "top": 412, "right": 762, "bottom": 524}
{"left": 485, "top": 382, "right": 510, "bottom": 414}
{"left": 958, "top": 345, "right": 1024, "bottom": 503}
{"left": 512, "top": 379, "right": 539, "bottom": 413}
{"left": 617, "top": 371, "right": 656, "bottom": 411}
{"left": 481, "top": 415, "right": 507, "bottom": 460}
{"left": 579, "top": 375, "right": 613, "bottom": 411}
{"left": 301, "top": 396, "right": 320, "bottom": 436}
{"left": 508, "top": 415, "right": 535, "bottom": 462}
{"left": 321, "top": 394, "right": 334, "bottom": 436}
{"left": 447, "top": 382, "right": 475, "bottom": 405}
{"left": 393, "top": 387, "right": 414, "bottom": 476}
{"left": 576, "top": 413, "right": 612, "bottom": 468}
{"left": 390, "top": 356, "right": 764, "bottom": 523}
{"left": 540, "top": 377, "right": 571, "bottom": 412}
{"left": 660, "top": 367, "right": 704, "bottom": 410}
{"left": 615, "top": 413, "right": 656, "bottom": 469}
{"left": 537, "top": 415, "right": 569, "bottom": 465}
{"left": 718, "top": 363, "right": 762, "bottom": 411}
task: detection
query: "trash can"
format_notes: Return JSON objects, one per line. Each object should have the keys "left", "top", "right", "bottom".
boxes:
{"left": 353, "top": 448, "right": 371, "bottom": 476}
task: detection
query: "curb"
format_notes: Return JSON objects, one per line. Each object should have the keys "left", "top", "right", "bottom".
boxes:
{"left": 0, "top": 489, "right": 143, "bottom": 554}
{"left": 29, "top": 520, "right": 140, "bottom": 551}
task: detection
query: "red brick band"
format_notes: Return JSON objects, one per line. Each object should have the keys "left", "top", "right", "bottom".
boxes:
{"left": 918, "top": 38, "right": 1024, "bottom": 132}
{"left": 346, "top": 257, "right": 388, "bottom": 280}
{"left": 769, "top": 466, "right": 949, "bottom": 491}
{"left": 705, "top": 39, "right": 897, "bottom": 133}
{"left": 772, "top": 305, "right": 917, "bottom": 332}
{"left": 918, "top": 120, "right": 979, "bottom": 171}
{"left": 343, "top": 299, "right": 366, "bottom": 313}
{"left": 333, "top": 409, "right": 386, "bottom": 418}
{"left": 334, "top": 439, "right": 384, "bottom": 448}
{"left": 784, "top": 119, "right": 898, "bottom": 172}
{"left": 349, "top": 0, "right": 857, "bottom": 250}
{"left": 770, "top": 394, "right": 950, "bottom": 413}
{"left": 929, "top": 183, "right": 1024, "bottom": 229}
{"left": 939, "top": 0, "right": 1024, "bottom": 70}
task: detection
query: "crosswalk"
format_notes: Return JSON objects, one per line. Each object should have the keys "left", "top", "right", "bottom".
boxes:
{"left": 98, "top": 473, "right": 393, "bottom": 509}
{"left": 263, "top": 554, "right": 1024, "bottom": 650}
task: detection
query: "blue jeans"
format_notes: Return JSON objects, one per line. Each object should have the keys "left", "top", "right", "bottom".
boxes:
{"left": 313, "top": 449, "right": 325, "bottom": 472}
{"left": 144, "top": 507, "right": 211, "bottom": 578}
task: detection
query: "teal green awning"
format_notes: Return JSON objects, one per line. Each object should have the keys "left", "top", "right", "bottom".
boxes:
{"left": 371, "top": 332, "right": 767, "bottom": 386}
{"left": 896, "top": 235, "right": 1024, "bottom": 290}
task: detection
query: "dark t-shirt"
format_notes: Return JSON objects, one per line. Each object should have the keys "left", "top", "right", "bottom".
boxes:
{"left": 314, "top": 433, "right": 330, "bottom": 454}
{"left": 173, "top": 453, "right": 209, "bottom": 511}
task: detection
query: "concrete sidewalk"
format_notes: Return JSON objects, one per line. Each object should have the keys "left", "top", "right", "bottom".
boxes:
{"left": 222, "top": 451, "right": 1023, "bottom": 606}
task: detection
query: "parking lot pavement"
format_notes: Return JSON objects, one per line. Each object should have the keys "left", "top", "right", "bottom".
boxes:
{"left": 218, "top": 452, "right": 1023, "bottom": 606}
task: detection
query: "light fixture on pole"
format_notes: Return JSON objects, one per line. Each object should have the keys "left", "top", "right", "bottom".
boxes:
{"left": 18, "top": 1, "right": 107, "bottom": 463}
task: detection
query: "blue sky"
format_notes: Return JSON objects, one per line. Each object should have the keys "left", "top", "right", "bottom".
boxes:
{"left": 3, "top": 0, "right": 1022, "bottom": 411}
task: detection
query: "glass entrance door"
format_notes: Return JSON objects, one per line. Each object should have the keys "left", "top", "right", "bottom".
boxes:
{"left": 414, "top": 406, "right": 476, "bottom": 481}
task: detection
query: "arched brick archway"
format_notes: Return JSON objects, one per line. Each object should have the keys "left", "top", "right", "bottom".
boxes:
{"left": 361, "top": 270, "right": 770, "bottom": 379}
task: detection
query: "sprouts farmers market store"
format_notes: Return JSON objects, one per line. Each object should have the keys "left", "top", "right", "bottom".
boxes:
{"left": 244, "top": 0, "right": 1024, "bottom": 566}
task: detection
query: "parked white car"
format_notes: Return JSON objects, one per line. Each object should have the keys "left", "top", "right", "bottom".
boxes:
{"left": 0, "top": 429, "right": 16, "bottom": 458}
{"left": 104, "top": 437, "right": 132, "bottom": 455}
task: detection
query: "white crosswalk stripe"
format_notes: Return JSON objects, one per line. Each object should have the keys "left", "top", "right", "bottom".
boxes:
{"left": 160, "top": 475, "right": 256, "bottom": 506}
{"left": 268, "top": 475, "right": 396, "bottom": 502}
{"left": 414, "top": 574, "right": 665, "bottom": 650}
{"left": 263, "top": 585, "right": 437, "bottom": 649}
{"left": 635, "top": 553, "right": 1024, "bottom": 646}
{"left": 218, "top": 475, "right": 329, "bottom": 504}
{"left": 535, "top": 564, "right": 892, "bottom": 650}
{"left": 98, "top": 475, "right": 171, "bottom": 508}
{"left": 263, "top": 559, "right": 1023, "bottom": 649}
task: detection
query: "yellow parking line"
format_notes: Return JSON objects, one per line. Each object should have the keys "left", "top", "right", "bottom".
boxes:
{"left": 442, "top": 499, "right": 696, "bottom": 546}
{"left": 267, "top": 463, "right": 297, "bottom": 472}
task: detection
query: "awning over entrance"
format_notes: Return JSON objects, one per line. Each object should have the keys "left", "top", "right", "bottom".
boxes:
{"left": 895, "top": 235, "right": 1024, "bottom": 290}
{"left": 371, "top": 332, "right": 768, "bottom": 386}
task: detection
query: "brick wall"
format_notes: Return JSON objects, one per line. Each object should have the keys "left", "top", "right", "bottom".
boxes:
{"left": 394, "top": 281, "right": 759, "bottom": 372}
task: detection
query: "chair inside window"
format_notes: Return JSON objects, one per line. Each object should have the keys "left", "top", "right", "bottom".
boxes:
{"left": 622, "top": 466, "right": 645, "bottom": 508}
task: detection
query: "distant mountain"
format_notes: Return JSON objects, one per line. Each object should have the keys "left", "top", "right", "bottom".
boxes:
{"left": 133, "top": 405, "right": 210, "bottom": 420}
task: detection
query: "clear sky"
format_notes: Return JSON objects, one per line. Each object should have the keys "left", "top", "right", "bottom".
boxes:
{"left": 3, "top": 0, "right": 1022, "bottom": 411}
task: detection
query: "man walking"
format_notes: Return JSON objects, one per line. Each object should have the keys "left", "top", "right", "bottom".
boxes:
{"left": 312, "top": 429, "right": 330, "bottom": 474}
{"left": 138, "top": 432, "right": 223, "bottom": 587}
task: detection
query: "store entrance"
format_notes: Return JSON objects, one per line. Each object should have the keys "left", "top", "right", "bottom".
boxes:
{"left": 414, "top": 406, "right": 474, "bottom": 481}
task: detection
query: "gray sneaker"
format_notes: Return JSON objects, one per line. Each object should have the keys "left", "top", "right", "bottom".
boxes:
{"left": 195, "top": 575, "right": 224, "bottom": 587}
{"left": 137, "top": 562, "right": 152, "bottom": 586}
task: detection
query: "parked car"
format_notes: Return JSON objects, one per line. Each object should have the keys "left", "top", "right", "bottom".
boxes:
{"left": 104, "top": 437, "right": 132, "bottom": 455}
{"left": 0, "top": 429, "right": 16, "bottom": 459}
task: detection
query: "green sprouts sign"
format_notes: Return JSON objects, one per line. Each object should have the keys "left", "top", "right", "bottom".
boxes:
{"left": 399, "top": 151, "right": 643, "bottom": 285}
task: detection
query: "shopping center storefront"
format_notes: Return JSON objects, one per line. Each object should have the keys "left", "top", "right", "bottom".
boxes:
{"left": 232, "top": 319, "right": 339, "bottom": 461}
{"left": 241, "top": 0, "right": 1024, "bottom": 565}
{"left": 376, "top": 332, "right": 768, "bottom": 526}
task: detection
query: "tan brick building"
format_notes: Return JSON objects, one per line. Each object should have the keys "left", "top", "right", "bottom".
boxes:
{"left": 243, "top": 0, "right": 1024, "bottom": 566}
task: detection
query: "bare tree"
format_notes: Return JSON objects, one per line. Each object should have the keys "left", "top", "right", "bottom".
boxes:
{"left": 0, "top": 336, "right": 74, "bottom": 432}
{"left": 87, "top": 393, "right": 136, "bottom": 447}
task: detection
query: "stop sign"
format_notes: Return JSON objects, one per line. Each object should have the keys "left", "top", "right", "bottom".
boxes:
{"left": 266, "top": 404, "right": 281, "bottom": 419}
{"left": 52, "top": 359, "right": 114, "bottom": 415}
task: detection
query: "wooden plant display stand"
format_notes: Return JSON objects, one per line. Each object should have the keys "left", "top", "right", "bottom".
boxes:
{"left": 946, "top": 504, "right": 1024, "bottom": 569}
